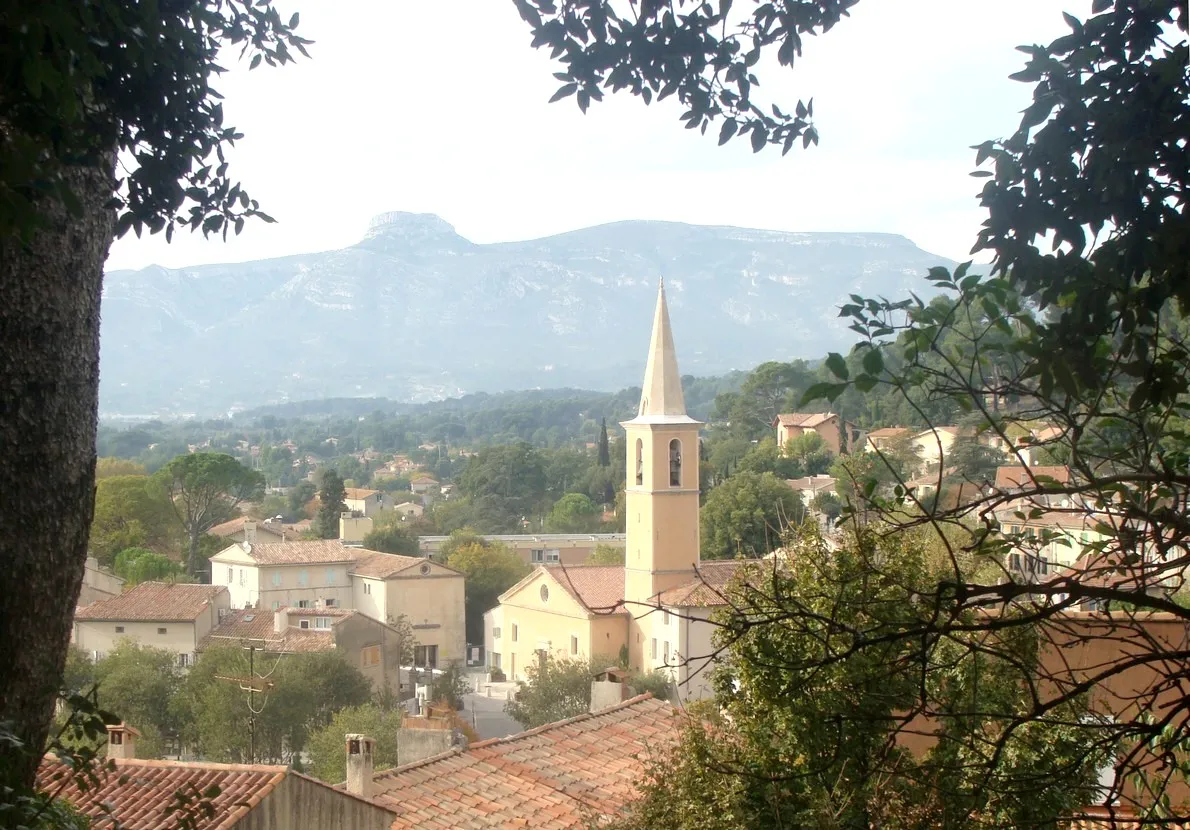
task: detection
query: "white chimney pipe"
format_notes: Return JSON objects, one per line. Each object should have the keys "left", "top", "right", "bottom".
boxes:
{"left": 345, "top": 733, "right": 375, "bottom": 798}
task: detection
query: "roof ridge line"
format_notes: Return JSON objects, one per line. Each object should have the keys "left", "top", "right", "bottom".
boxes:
{"left": 469, "top": 693, "right": 657, "bottom": 749}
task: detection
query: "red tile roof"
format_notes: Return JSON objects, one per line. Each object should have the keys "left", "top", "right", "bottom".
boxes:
{"left": 350, "top": 551, "right": 432, "bottom": 579}
{"left": 37, "top": 756, "right": 288, "bottom": 829}
{"left": 207, "top": 517, "right": 288, "bottom": 539}
{"left": 216, "top": 540, "right": 358, "bottom": 565}
{"left": 76, "top": 583, "right": 226, "bottom": 622}
{"left": 545, "top": 564, "right": 627, "bottom": 614}
{"left": 866, "top": 427, "right": 910, "bottom": 439}
{"left": 344, "top": 487, "right": 380, "bottom": 500}
{"left": 994, "top": 465, "right": 1072, "bottom": 490}
{"left": 773, "top": 412, "right": 834, "bottom": 428}
{"left": 368, "top": 694, "right": 682, "bottom": 829}
{"left": 199, "top": 607, "right": 363, "bottom": 654}
{"left": 657, "top": 560, "right": 755, "bottom": 607}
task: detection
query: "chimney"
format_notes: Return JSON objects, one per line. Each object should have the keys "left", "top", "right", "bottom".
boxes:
{"left": 244, "top": 522, "right": 256, "bottom": 543}
{"left": 345, "top": 733, "right": 375, "bottom": 798}
{"left": 274, "top": 608, "right": 287, "bottom": 634}
{"left": 590, "top": 667, "right": 632, "bottom": 713}
{"left": 106, "top": 723, "right": 141, "bottom": 760}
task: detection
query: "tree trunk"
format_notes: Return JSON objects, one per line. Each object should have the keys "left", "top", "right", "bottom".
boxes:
{"left": 188, "top": 528, "right": 202, "bottom": 579}
{"left": 0, "top": 154, "right": 116, "bottom": 791}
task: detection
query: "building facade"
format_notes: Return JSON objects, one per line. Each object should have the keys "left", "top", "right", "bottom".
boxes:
{"left": 209, "top": 541, "right": 466, "bottom": 666}
{"left": 73, "top": 582, "right": 231, "bottom": 665}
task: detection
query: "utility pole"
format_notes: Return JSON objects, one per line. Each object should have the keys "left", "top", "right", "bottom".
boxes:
{"left": 213, "top": 642, "right": 277, "bottom": 765}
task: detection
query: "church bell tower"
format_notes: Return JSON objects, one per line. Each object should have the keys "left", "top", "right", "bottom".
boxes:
{"left": 621, "top": 281, "right": 702, "bottom": 666}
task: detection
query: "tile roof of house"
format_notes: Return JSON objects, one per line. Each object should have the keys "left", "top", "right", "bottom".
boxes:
{"left": 1066, "top": 807, "right": 1189, "bottom": 829}
{"left": 198, "top": 606, "right": 362, "bottom": 653}
{"left": 344, "top": 487, "right": 380, "bottom": 500}
{"left": 350, "top": 550, "right": 435, "bottom": 579}
{"left": 75, "top": 582, "right": 226, "bottom": 622}
{"left": 657, "top": 560, "right": 755, "bottom": 608}
{"left": 994, "top": 465, "right": 1072, "bottom": 490}
{"left": 207, "top": 517, "right": 290, "bottom": 539}
{"left": 774, "top": 412, "right": 834, "bottom": 428}
{"left": 218, "top": 540, "right": 358, "bottom": 565}
{"left": 545, "top": 564, "right": 627, "bottom": 614}
{"left": 786, "top": 475, "right": 837, "bottom": 493}
{"left": 866, "top": 426, "right": 911, "bottom": 439}
{"left": 37, "top": 756, "right": 289, "bottom": 829}
{"left": 367, "top": 694, "right": 681, "bottom": 829}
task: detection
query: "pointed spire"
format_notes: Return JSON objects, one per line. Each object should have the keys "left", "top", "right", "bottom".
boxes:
{"left": 636, "top": 279, "right": 688, "bottom": 419}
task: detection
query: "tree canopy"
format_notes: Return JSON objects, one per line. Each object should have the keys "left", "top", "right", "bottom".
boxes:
{"left": 699, "top": 471, "right": 802, "bottom": 559}
{"left": 445, "top": 541, "right": 532, "bottom": 643}
{"left": 152, "top": 453, "right": 264, "bottom": 576}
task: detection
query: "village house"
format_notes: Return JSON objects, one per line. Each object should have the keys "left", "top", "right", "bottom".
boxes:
{"left": 785, "top": 474, "right": 837, "bottom": 505}
{"left": 485, "top": 281, "right": 756, "bottom": 701}
{"left": 863, "top": 426, "right": 912, "bottom": 454}
{"left": 772, "top": 411, "right": 861, "bottom": 455}
{"left": 409, "top": 476, "right": 437, "bottom": 495}
{"left": 344, "top": 487, "right": 393, "bottom": 517}
{"left": 418, "top": 532, "right": 626, "bottom": 566}
{"left": 39, "top": 723, "right": 396, "bottom": 830}
{"left": 909, "top": 424, "right": 961, "bottom": 470}
{"left": 200, "top": 606, "right": 416, "bottom": 689}
{"left": 209, "top": 540, "right": 465, "bottom": 668}
{"left": 208, "top": 516, "right": 291, "bottom": 545}
{"left": 393, "top": 501, "right": 424, "bottom": 520}
{"left": 72, "top": 582, "right": 230, "bottom": 666}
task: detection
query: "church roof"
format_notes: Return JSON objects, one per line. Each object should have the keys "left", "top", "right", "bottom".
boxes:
{"left": 657, "top": 560, "right": 758, "bottom": 608}
{"left": 547, "top": 564, "right": 627, "bottom": 614}
{"left": 623, "top": 280, "right": 700, "bottom": 426}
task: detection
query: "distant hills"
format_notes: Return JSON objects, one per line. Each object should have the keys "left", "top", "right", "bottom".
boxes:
{"left": 99, "top": 212, "right": 956, "bottom": 417}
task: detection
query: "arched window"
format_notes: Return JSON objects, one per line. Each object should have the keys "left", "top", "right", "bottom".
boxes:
{"left": 635, "top": 439, "right": 644, "bottom": 486}
{"left": 669, "top": 439, "right": 682, "bottom": 487}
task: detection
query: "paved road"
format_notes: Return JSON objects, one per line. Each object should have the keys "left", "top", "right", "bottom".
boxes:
{"left": 462, "top": 675, "right": 522, "bottom": 740}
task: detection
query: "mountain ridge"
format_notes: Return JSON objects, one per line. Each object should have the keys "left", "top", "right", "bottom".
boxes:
{"left": 99, "top": 212, "right": 955, "bottom": 417}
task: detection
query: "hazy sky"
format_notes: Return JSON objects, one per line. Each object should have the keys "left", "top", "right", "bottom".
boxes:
{"left": 106, "top": 0, "right": 1090, "bottom": 272}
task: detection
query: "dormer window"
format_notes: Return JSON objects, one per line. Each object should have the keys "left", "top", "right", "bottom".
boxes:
{"left": 669, "top": 439, "right": 682, "bottom": 487}
{"left": 635, "top": 439, "right": 644, "bottom": 486}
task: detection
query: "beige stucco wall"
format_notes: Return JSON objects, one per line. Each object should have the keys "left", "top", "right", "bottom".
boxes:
{"left": 344, "top": 492, "right": 393, "bottom": 518}
{"left": 496, "top": 570, "right": 631, "bottom": 681}
{"left": 212, "top": 547, "right": 356, "bottom": 611}
{"left": 78, "top": 557, "right": 124, "bottom": 606}
{"left": 238, "top": 773, "right": 394, "bottom": 830}
{"left": 74, "top": 589, "right": 229, "bottom": 660}
{"left": 333, "top": 613, "right": 405, "bottom": 692}
{"left": 382, "top": 563, "right": 465, "bottom": 665}
{"left": 339, "top": 515, "right": 373, "bottom": 544}
{"left": 912, "top": 428, "right": 958, "bottom": 469}
{"left": 670, "top": 605, "right": 717, "bottom": 702}
{"left": 351, "top": 577, "right": 387, "bottom": 621}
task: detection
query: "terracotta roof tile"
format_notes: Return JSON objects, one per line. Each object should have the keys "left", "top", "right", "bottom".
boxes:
{"left": 774, "top": 412, "right": 834, "bottom": 428}
{"left": 657, "top": 560, "right": 755, "bottom": 607}
{"left": 215, "top": 540, "right": 358, "bottom": 565}
{"left": 199, "top": 607, "right": 353, "bottom": 653}
{"left": 994, "top": 465, "right": 1072, "bottom": 490}
{"left": 207, "top": 517, "right": 289, "bottom": 539}
{"left": 344, "top": 487, "right": 381, "bottom": 500}
{"left": 544, "top": 565, "right": 626, "bottom": 614}
{"left": 350, "top": 551, "right": 429, "bottom": 578}
{"left": 76, "top": 583, "right": 226, "bottom": 622}
{"left": 369, "top": 695, "right": 682, "bottom": 829}
{"left": 866, "top": 427, "right": 910, "bottom": 439}
{"left": 37, "top": 757, "right": 288, "bottom": 829}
